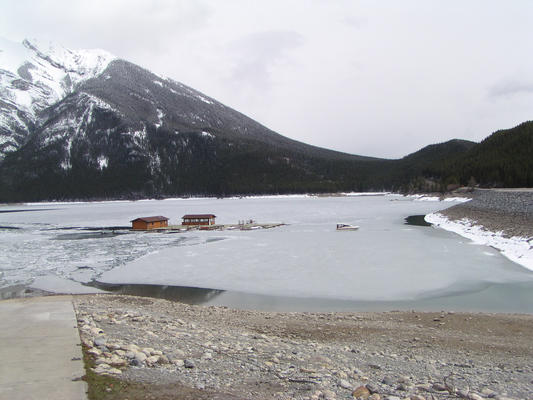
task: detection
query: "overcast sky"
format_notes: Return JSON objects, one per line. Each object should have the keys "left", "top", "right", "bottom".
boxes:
{"left": 2, "top": 1, "right": 533, "bottom": 158}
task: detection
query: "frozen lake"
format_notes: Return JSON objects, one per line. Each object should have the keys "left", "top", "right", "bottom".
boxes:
{"left": 1, "top": 194, "right": 532, "bottom": 312}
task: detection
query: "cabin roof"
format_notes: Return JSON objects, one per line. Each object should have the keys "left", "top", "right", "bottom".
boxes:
{"left": 182, "top": 214, "right": 216, "bottom": 219}
{"left": 131, "top": 216, "right": 169, "bottom": 223}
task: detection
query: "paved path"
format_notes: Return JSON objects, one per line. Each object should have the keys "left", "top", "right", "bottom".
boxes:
{"left": 0, "top": 296, "right": 87, "bottom": 400}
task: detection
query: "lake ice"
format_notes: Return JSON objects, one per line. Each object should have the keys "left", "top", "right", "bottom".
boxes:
{"left": 1, "top": 195, "right": 532, "bottom": 311}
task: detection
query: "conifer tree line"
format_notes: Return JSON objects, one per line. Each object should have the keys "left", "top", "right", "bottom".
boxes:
{"left": 398, "top": 121, "right": 533, "bottom": 192}
{"left": 0, "top": 121, "right": 531, "bottom": 201}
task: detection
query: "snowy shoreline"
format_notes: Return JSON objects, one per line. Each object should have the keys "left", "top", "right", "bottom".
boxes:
{"left": 13, "top": 191, "right": 392, "bottom": 206}
{"left": 424, "top": 188, "right": 533, "bottom": 272}
{"left": 425, "top": 212, "right": 533, "bottom": 271}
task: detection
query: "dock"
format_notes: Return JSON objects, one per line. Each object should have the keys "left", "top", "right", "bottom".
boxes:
{"left": 129, "top": 213, "right": 285, "bottom": 232}
{"left": 161, "top": 222, "right": 285, "bottom": 232}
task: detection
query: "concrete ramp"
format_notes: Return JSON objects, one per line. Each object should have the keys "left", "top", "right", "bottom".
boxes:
{"left": 0, "top": 296, "right": 87, "bottom": 400}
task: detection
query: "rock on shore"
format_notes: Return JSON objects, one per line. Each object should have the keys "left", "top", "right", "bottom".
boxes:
{"left": 73, "top": 295, "right": 533, "bottom": 400}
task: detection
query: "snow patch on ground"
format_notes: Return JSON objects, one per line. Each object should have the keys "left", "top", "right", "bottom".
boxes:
{"left": 97, "top": 156, "right": 108, "bottom": 170}
{"left": 410, "top": 195, "right": 441, "bottom": 202}
{"left": 197, "top": 94, "right": 213, "bottom": 104}
{"left": 132, "top": 124, "right": 147, "bottom": 144}
{"left": 406, "top": 194, "right": 471, "bottom": 203}
{"left": 342, "top": 192, "right": 391, "bottom": 197}
{"left": 60, "top": 159, "right": 71, "bottom": 170}
{"left": 85, "top": 93, "right": 117, "bottom": 113}
{"left": 425, "top": 212, "right": 533, "bottom": 271}
{"left": 155, "top": 109, "right": 164, "bottom": 128}
{"left": 443, "top": 197, "right": 472, "bottom": 203}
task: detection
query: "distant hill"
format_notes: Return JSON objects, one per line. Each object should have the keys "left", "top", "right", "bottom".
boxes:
{"left": 393, "top": 139, "right": 477, "bottom": 192}
{"left": 393, "top": 122, "right": 533, "bottom": 191}
{"left": 0, "top": 38, "right": 531, "bottom": 202}
{"left": 402, "top": 139, "right": 477, "bottom": 166}
{"left": 456, "top": 121, "right": 533, "bottom": 188}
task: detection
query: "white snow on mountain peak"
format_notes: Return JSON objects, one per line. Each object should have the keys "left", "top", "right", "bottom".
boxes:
{"left": 23, "top": 38, "right": 115, "bottom": 73}
{"left": 0, "top": 37, "right": 116, "bottom": 157}
{"left": 1, "top": 37, "right": 115, "bottom": 98}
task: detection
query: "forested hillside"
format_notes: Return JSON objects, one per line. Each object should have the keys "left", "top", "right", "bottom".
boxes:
{"left": 394, "top": 139, "right": 477, "bottom": 192}
{"left": 456, "top": 121, "right": 533, "bottom": 187}
{"left": 401, "top": 121, "right": 533, "bottom": 191}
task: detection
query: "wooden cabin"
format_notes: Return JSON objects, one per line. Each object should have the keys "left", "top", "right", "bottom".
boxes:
{"left": 131, "top": 216, "right": 169, "bottom": 230}
{"left": 182, "top": 214, "right": 216, "bottom": 226}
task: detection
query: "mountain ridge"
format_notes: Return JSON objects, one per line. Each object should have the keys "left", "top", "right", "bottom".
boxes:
{"left": 0, "top": 38, "right": 531, "bottom": 202}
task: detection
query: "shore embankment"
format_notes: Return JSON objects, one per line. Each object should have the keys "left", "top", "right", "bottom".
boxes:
{"left": 426, "top": 189, "right": 533, "bottom": 270}
{"left": 74, "top": 294, "right": 533, "bottom": 400}
{"left": 439, "top": 189, "right": 533, "bottom": 238}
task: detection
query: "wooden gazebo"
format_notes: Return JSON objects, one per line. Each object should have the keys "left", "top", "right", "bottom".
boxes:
{"left": 182, "top": 214, "right": 216, "bottom": 226}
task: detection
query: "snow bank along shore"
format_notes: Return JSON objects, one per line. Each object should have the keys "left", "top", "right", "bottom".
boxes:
{"left": 425, "top": 189, "right": 533, "bottom": 271}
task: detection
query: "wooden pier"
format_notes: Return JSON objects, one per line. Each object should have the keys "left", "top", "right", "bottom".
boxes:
{"left": 159, "top": 222, "right": 285, "bottom": 232}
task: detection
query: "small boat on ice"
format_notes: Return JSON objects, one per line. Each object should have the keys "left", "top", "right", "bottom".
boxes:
{"left": 336, "top": 223, "right": 359, "bottom": 231}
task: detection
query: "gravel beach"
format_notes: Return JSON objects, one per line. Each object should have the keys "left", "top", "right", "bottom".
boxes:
{"left": 74, "top": 295, "right": 533, "bottom": 400}
{"left": 439, "top": 189, "right": 533, "bottom": 239}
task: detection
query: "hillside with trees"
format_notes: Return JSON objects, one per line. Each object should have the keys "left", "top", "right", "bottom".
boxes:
{"left": 456, "top": 121, "right": 533, "bottom": 188}
{"left": 399, "top": 121, "right": 533, "bottom": 192}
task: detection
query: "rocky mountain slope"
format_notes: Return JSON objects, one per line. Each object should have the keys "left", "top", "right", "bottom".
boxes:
{"left": 0, "top": 38, "right": 388, "bottom": 201}
{"left": 0, "top": 38, "right": 530, "bottom": 201}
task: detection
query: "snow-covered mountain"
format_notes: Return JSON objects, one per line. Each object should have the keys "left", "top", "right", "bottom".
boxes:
{"left": 1, "top": 38, "right": 517, "bottom": 200}
{"left": 0, "top": 38, "right": 115, "bottom": 157}
{"left": 0, "top": 38, "right": 385, "bottom": 201}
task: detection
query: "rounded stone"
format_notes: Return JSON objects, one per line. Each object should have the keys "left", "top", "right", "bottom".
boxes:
{"left": 93, "top": 336, "right": 107, "bottom": 347}
{"left": 130, "top": 359, "right": 142, "bottom": 367}
{"left": 134, "top": 351, "right": 147, "bottom": 363}
{"left": 352, "top": 385, "right": 371, "bottom": 399}
{"left": 339, "top": 379, "right": 352, "bottom": 389}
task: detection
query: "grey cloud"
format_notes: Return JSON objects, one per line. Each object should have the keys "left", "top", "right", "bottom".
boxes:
{"left": 0, "top": 0, "right": 212, "bottom": 58}
{"left": 227, "top": 30, "right": 304, "bottom": 92}
{"left": 489, "top": 80, "right": 533, "bottom": 98}
{"left": 343, "top": 16, "right": 367, "bottom": 29}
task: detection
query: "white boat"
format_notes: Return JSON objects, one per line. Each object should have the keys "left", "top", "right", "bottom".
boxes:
{"left": 336, "top": 223, "right": 359, "bottom": 231}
